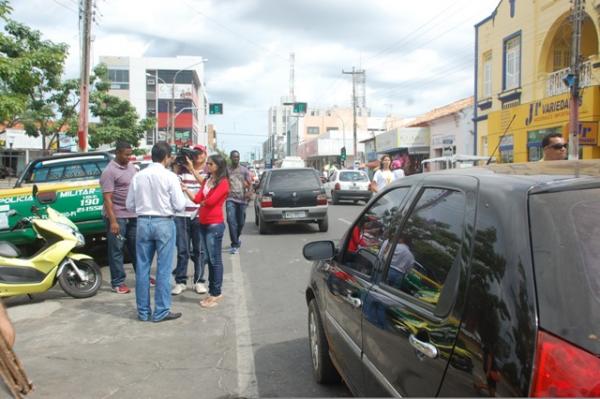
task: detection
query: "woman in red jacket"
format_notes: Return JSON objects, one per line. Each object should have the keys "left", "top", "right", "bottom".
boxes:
{"left": 183, "top": 154, "right": 230, "bottom": 308}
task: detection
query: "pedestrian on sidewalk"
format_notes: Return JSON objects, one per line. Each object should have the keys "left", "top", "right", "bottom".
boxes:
{"left": 182, "top": 154, "right": 230, "bottom": 308}
{"left": 99, "top": 140, "right": 144, "bottom": 294}
{"left": 540, "top": 132, "right": 568, "bottom": 161}
{"left": 226, "top": 150, "right": 252, "bottom": 254}
{"left": 371, "top": 154, "right": 397, "bottom": 193}
{"left": 172, "top": 145, "right": 209, "bottom": 296}
{"left": 126, "top": 141, "right": 187, "bottom": 322}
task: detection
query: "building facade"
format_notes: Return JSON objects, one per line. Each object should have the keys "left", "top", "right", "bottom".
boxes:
{"left": 407, "top": 97, "right": 475, "bottom": 159}
{"left": 475, "top": 0, "right": 600, "bottom": 162}
{"left": 99, "top": 56, "right": 208, "bottom": 150}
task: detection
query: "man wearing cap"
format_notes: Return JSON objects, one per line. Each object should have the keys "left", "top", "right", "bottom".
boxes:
{"left": 172, "top": 144, "right": 209, "bottom": 295}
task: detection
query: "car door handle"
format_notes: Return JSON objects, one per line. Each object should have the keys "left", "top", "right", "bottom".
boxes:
{"left": 409, "top": 334, "right": 438, "bottom": 359}
{"left": 342, "top": 294, "right": 362, "bottom": 309}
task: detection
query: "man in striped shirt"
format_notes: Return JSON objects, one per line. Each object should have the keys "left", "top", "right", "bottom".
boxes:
{"left": 172, "top": 145, "right": 209, "bottom": 295}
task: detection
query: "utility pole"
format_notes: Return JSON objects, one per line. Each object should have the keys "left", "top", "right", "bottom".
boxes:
{"left": 567, "top": 0, "right": 585, "bottom": 160}
{"left": 343, "top": 67, "right": 363, "bottom": 163}
{"left": 77, "top": 0, "right": 93, "bottom": 153}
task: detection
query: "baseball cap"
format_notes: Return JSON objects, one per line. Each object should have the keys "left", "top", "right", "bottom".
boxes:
{"left": 192, "top": 144, "right": 206, "bottom": 153}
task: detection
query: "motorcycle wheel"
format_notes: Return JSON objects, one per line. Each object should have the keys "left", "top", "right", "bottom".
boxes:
{"left": 58, "top": 259, "right": 102, "bottom": 298}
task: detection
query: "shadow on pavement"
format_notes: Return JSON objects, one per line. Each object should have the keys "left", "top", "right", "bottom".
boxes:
{"left": 253, "top": 337, "right": 350, "bottom": 397}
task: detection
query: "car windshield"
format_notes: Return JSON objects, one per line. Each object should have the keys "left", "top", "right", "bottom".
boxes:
{"left": 339, "top": 171, "right": 368, "bottom": 182}
{"left": 25, "top": 158, "right": 109, "bottom": 183}
{"left": 529, "top": 187, "right": 600, "bottom": 355}
{"left": 268, "top": 170, "right": 320, "bottom": 191}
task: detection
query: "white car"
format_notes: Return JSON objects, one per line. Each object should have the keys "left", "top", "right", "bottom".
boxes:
{"left": 324, "top": 169, "right": 372, "bottom": 205}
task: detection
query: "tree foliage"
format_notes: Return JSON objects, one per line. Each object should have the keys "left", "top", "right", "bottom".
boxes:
{"left": 0, "top": 0, "right": 69, "bottom": 127}
{"left": 84, "top": 64, "right": 154, "bottom": 149}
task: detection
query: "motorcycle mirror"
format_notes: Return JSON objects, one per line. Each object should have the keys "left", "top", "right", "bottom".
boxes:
{"left": 32, "top": 184, "right": 39, "bottom": 199}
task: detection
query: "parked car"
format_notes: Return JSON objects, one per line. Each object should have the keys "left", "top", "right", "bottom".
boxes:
{"left": 303, "top": 160, "right": 600, "bottom": 397}
{"left": 323, "top": 169, "right": 371, "bottom": 204}
{"left": 254, "top": 168, "right": 328, "bottom": 234}
{"left": 0, "top": 152, "right": 113, "bottom": 248}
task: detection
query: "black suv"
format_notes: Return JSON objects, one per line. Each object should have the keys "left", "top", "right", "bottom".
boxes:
{"left": 303, "top": 160, "right": 600, "bottom": 397}
{"left": 254, "top": 168, "right": 328, "bottom": 234}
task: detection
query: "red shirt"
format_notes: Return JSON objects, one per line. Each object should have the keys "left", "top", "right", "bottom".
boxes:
{"left": 193, "top": 178, "right": 230, "bottom": 224}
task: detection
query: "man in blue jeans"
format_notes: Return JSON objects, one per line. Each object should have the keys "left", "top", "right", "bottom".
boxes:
{"left": 126, "top": 142, "right": 187, "bottom": 322}
{"left": 226, "top": 150, "right": 252, "bottom": 254}
{"left": 99, "top": 141, "right": 139, "bottom": 294}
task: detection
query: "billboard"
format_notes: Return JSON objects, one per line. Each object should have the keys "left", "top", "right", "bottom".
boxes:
{"left": 158, "top": 84, "right": 194, "bottom": 100}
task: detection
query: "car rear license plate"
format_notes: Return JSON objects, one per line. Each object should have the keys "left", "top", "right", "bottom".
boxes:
{"left": 285, "top": 211, "right": 307, "bottom": 219}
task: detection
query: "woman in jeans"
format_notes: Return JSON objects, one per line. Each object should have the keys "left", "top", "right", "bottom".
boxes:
{"left": 182, "top": 154, "right": 230, "bottom": 308}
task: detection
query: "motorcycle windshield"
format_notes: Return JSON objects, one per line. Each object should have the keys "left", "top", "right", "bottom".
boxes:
{"left": 47, "top": 207, "right": 78, "bottom": 231}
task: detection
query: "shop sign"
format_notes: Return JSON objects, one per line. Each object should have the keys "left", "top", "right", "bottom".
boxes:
{"left": 562, "top": 122, "right": 598, "bottom": 146}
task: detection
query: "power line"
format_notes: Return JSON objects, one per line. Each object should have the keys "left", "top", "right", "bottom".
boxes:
{"left": 51, "top": 0, "right": 78, "bottom": 14}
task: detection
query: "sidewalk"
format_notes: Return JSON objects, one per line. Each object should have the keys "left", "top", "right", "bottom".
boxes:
{"left": 0, "top": 179, "right": 14, "bottom": 189}
{"left": 4, "top": 261, "right": 248, "bottom": 398}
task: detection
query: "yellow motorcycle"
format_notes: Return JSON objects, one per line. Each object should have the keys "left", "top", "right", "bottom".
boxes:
{"left": 0, "top": 186, "right": 102, "bottom": 298}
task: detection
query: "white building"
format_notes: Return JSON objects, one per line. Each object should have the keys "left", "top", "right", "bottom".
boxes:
{"left": 99, "top": 56, "right": 209, "bottom": 150}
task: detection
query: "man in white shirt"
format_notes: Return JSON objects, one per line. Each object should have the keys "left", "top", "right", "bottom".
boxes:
{"left": 126, "top": 142, "right": 187, "bottom": 322}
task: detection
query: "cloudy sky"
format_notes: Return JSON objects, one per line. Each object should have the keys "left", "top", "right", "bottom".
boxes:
{"left": 12, "top": 0, "right": 499, "bottom": 159}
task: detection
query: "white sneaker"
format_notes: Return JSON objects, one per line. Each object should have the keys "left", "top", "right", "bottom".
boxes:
{"left": 194, "top": 282, "right": 207, "bottom": 294}
{"left": 171, "top": 283, "right": 186, "bottom": 295}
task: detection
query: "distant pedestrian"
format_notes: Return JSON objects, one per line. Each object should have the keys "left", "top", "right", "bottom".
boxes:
{"left": 99, "top": 140, "right": 143, "bottom": 294}
{"left": 126, "top": 141, "right": 187, "bottom": 322}
{"left": 391, "top": 159, "right": 406, "bottom": 180}
{"left": 183, "top": 154, "right": 230, "bottom": 308}
{"left": 371, "top": 154, "right": 397, "bottom": 193}
{"left": 172, "top": 145, "right": 209, "bottom": 296}
{"left": 541, "top": 132, "right": 568, "bottom": 161}
{"left": 226, "top": 150, "right": 252, "bottom": 254}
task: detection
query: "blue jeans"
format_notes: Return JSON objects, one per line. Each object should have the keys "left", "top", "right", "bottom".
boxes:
{"left": 226, "top": 201, "right": 247, "bottom": 248}
{"left": 135, "top": 217, "right": 176, "bottom": 322}
{"left": 105, "top": 217, "right": 137, "bottom": 288}
{"left": 173, "top": 216, "right": 205, "bottom": 284}
{"left": 199, "top": 223, "right": 225, "bottom": 296}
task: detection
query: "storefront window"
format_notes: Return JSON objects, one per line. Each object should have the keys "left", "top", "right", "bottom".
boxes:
{"left": 528, "top": 128, "right": 560, "bottom": 161}
{"left": 499, "top": 135, "right": 514, "bottom": 163}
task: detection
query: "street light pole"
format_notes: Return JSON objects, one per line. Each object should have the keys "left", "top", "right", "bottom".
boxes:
{"left": 170, "top": 60, "right": 206, "bottom": 146}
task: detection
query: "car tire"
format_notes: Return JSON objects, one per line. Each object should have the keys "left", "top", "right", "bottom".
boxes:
{"left": 331, "top": 191, "right": 339, "bottom": 205}
{"left": 258, "top": 213, "right": 270, "bottom": 234}
{"left": 318, "top": 217, "right": 329, "bottom": 232}
{"left": 308, "top": 300, "right": 341, "bottom": 384}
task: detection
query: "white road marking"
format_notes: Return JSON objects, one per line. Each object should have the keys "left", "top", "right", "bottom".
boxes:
{"left": 338, "top": 218, "right": 352, "bottom": 225}
{"left": 231, "top": 254, "right": 259, "bottom": 398}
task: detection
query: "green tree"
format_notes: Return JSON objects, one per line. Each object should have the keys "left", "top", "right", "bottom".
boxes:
{"left": 83, "top": 64, "right": 154, "bottom": 149}
{"left": 0, "top": 0, "right": 68, "bottom": 131}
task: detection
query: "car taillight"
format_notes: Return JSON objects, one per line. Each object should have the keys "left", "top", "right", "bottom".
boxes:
{"left": 260, "top": 196, "right": 272, "bottom": 208}
{"left": 530, "top": 330, "right": 600, "bottom": 397}
{"left": 334, "top": 183, "right": 341, "bottom": 191}
{"left": 317, "top": 194, "right": 328, "bottom": 205}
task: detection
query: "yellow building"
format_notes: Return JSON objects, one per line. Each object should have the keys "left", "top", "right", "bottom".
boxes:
{"left": 475, "top": 0, "right": 600, "bottom": 162}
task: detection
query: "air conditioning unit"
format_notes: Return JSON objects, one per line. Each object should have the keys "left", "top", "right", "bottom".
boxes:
{"left": 147, "top": 78, "right": 156, "bottom": 85}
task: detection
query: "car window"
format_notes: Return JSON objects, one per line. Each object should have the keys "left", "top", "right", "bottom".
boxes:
{"left": 343, "top": 187, "right": 411, "bottom": 276}
{"left": 530, "top": 188, "right": 600, "bottom": 354}
{"left": 26, "top": 159, "right": 108, "bottom": 183}
{"left": 383, "top": 188, "right": 466, "bottom": 307}
{"left": 340, "top": 171, "right": 368, "bottom": 182}
{"left": 268, "top": 170, "right": 320, "bottom": 191}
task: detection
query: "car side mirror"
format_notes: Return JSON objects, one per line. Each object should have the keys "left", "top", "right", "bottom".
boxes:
{"left": 303, "top": 241, "right": 336, "bottom": 261}
{"left": 32, "top": 184, "right": 38, "bottom": 199}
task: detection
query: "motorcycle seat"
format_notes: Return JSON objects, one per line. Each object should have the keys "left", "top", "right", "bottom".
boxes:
{"left": 0, "top": 242, "right": 21, "bottom": 258}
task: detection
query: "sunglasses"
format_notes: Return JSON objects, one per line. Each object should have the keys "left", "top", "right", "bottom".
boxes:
{"left": 548, "top": 143, "right": 568, "bottom": 150}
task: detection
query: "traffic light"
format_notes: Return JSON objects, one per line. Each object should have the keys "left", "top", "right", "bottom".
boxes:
{"left": 209, "top": 103, "right": 223, "bottom": 115}
{"left": 340, "top": 146, "right": 347, "bottom": 161}
{"left": 293, "top": 102, "right": 307, "bottom": 114}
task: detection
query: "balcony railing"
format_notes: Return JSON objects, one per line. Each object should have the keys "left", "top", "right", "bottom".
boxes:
{"left": 546, "top": 60, "right": 593, "bottom": 97}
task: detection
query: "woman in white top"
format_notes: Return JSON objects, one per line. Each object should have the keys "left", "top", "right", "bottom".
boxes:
{"left": 372, "top": 154, "right": 396, "bottom": 192}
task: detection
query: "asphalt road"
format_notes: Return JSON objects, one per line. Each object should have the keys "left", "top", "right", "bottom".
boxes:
{"left": 4, "top": 202, "right": 363, "bottom": 398}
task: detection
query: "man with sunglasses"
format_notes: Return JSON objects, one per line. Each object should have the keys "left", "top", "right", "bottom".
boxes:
{"left": 541, "top": 132, "right": 568, "bottom": 161}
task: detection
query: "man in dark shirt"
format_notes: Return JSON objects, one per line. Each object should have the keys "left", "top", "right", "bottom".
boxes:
{"left": 226, "top": 150, "right": 252, "bottom": 254}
